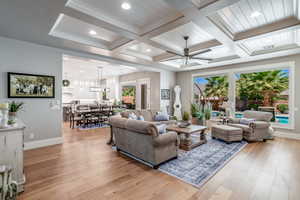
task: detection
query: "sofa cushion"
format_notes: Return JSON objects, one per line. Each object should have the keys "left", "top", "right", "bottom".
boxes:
{"left": 156, "top": 124, "right": 167, "bottom": 134}
{"left": 240, "top": 118, "right": 255, "bottom": 125}
{"left": 126, "top": 120, "right": 158, "bottom": 136}
{"left": 140, "top": 110, "right": 154, "bottom": 121}
{"left": 154, "top": 113, "right": 169, "bottom": 121}
{"left": 121, "top": 111, "right": 131, "bottom": 118}
{"left": 137, "top": 115, "right": 145, "bottom": 121}
{"left": 128, "top": 112, "right": 137, "bottom": 120}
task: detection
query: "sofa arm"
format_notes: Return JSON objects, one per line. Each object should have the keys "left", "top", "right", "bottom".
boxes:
{"left": 250, "top": 121, "right": 270, "bottom": 129}
{"left": 153, "top": 131, "right": 178, "bottom": 147}
{"left": 228, "top": 117, "right": 240, "bottom": 124}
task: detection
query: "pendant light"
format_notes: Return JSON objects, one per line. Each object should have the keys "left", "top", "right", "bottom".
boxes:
{"left": 90, "top": 66, "right": 103, "bottom": 92}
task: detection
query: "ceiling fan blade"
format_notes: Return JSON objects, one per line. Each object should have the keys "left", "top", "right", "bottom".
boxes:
{"left": 166, "top": 50, "right": 184, "bottom": 57}
{"left": 163, "top": 57, "right": 182, "bottom": 62}
{"left": 190, "top": 49, "right": 212, "bottom": 57}
{"left": 191, "top": 57, "right": 213, "bottom": 61}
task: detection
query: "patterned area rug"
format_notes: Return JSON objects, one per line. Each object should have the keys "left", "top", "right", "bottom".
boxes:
{"left": 159, "top": 138, "right": 247, "bottom": 187}
{"left": 77, "top": 124, "right": 110, "bottom": 130}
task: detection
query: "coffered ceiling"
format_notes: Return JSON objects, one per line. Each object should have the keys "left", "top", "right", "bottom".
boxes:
{"left": 2, "top": 0, "right": 300, "bottom": 71}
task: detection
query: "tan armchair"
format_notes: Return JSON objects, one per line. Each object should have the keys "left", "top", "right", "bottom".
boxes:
{"left": 227, "top": 111, "right": 273, "bottom": 142}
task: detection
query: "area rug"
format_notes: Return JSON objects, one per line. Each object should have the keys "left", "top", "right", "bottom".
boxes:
{"left": 77, "top": 123, "right": 110, "bottom": 130}
{"left": 159, "top": 138, "right": 247, "bottom": 188}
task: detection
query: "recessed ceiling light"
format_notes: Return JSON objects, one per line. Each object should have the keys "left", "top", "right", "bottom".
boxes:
{"left": 89, "top": 30, "right": 97, "bottom": 35}
{"left": 121, "top": 2, "right": 131, "bottom": 10}
{"left": 250, "top": 11, "right": 262, "bottom": 18}
{"left": 80, "top": 70, "right": 85, "bottom": 73}
{"left": 146, "top": 49, "right": 151, "bottom": 52}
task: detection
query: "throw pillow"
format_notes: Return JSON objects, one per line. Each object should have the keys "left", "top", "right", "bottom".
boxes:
{"left": 240, "top": 118, "right": 255, "bottom": 125}
{"left": 156, "top": 124, "right": 167, "bottom": 134}
{"left": 154, "top": 113, "right": 169, "bottom": 121}
{"left": 128, "top": 113, "right": 137, "bottom": 120}
{"left": 137, "top": 115, "right": 144, "bottom": 121}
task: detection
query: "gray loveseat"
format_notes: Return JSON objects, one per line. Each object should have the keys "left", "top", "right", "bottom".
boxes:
{"left": 228, "top": 110, "right": 273, "bottom": 141}
{"left": 109, "top": 116, "right": 179, "bottom": 168}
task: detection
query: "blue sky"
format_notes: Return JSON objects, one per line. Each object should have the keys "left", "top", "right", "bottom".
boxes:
{"left": 194, "top": 69, "right": 289, "bottom": 84}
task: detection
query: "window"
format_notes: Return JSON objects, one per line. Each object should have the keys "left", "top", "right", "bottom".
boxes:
{"left": 193, "top": 75, "right": 229, "bottom": 116}
{"left": 235, "top": 69, "right": 290, "bottom": 126}
{"left": 192, "top": 62, "right": 294, "bottom": 129}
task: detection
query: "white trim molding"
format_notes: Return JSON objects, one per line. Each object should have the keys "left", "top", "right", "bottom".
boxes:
{"left": 274, "top": 131, "right": 300, "bottom": 140}
{"left": 24, "top": 137, "right": 64, "bottom": 150}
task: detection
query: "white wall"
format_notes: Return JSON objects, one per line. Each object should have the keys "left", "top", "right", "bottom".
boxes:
{"left": 119, "top": 71, "right": 161, "bottom": 110}
{"left": 160, "top": 71, "right": 176, "bottom": 114}
{"left": 0, "top": 36, "right": 62, "bottom": 143}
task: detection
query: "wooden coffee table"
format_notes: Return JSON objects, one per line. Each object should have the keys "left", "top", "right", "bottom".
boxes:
{"left": 167, "top": 125, "right": 207, "bottom": 151}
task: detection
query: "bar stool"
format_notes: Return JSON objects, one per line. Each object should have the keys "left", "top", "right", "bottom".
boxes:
{"left": 0, "top": 165, "right": 17, "bottom": 200}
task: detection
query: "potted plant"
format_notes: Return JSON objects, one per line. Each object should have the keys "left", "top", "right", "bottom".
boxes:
{"left": 191, "top": 103, "right": 200, "bottom": 124}
{"left": 8, "top": 101, "right": 24, "bottom": 122}
{"left": 182, "top": 111, "right": 190, "bottom": 122}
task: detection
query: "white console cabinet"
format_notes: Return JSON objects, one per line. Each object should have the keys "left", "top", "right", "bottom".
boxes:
{"left": 0, "top": 121, "right": 26, "bottom": 193}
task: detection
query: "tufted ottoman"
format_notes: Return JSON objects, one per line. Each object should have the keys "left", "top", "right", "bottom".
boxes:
{"left": 211, "top": 125, "right": 243, "bottom": 143}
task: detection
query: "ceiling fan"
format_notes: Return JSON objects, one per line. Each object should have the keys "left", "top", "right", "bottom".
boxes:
{"left": 164, "top": 36, "right": 212, "bottom": 66}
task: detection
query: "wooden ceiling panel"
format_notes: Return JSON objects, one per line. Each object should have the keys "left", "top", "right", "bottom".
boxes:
{"left": 212, "top": 0, "right": 295, "bottom": 34}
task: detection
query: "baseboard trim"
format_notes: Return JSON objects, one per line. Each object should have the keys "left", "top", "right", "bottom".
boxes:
{"left": 274, "top": 131, "right": 300, "bottom": 140}
{"left": 24, "top": 137, "right": 63, "bottom": 150}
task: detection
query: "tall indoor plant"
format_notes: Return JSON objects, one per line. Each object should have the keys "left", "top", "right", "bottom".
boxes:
{"left": 191, "top": 103, "right": 204, "bottom": 125}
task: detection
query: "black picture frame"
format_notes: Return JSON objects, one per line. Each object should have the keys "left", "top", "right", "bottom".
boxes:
{"left": 7, "top": 72, "right": 55, "bottom": 98}
{"left": 161, "top": 89, "right": 170, "bottom": 100}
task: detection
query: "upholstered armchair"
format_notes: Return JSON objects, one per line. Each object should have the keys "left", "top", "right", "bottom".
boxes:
{"left": 227, "top": 111, "right": 273, "bottom": 141}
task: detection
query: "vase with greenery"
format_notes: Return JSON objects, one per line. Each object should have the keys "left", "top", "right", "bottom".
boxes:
{"left": 182, "top": 111, "right": 190, "bottom": 122}
{"left": 191, "top": 103, "right": 200, "bottom": 124}
{"left": 8, "top": 101, "right": 24, "bottom": 122}
{"left": 204, "top": 103, "right": 212, "bottom": 120}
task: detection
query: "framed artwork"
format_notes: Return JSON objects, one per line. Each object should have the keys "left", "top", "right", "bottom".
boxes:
{"left": 8, "top": 72, "right": 55, "bottom": 98}
{"left": 161, "top": 89, "right": 170, "bottom": 100}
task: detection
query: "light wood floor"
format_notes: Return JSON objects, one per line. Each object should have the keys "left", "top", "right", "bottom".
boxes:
{"left": 19, "top": 123, "right": 300, "bottom": 200}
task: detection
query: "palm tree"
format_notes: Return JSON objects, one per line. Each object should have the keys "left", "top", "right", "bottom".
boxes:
{"left": 204, "top": 76, "right": 229, "bottom": 99}
{"left": 237, "top": 70, "right": 288, "bottom": 107}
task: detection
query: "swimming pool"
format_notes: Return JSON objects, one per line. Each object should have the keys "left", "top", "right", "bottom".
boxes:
{"left": 211, "top": 111, "right": 289, "bottom": 124}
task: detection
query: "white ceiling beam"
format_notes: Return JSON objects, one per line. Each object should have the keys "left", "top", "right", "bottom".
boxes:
{"left": 234, "top": 17, "right": 300, "bottom": 42}
{"left": 109, "top": 38, "right": 133, "bottom": 50}
{"left": 64, "top": 4, "right": 195, "bottom": 57}
{"left": 163, "top": 0, "right": 250, "bottom": 58}
{"left": 63, "top": 7, "right": 138, "bottom": 40}
{"left": 50, "top": 30, "right": 110, "bottom": 50}
{"left": 66, "top": 1, "right": 139, "bottom": 34}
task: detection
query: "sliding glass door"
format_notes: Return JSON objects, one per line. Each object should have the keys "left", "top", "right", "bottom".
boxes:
{"left": 235, "top": 69, "right": 290, "bottom": 126}
{"left": 193, "top": 74, "right": 229, "bottom": 116}
{"left": 192, "top": 62, "right": 294, "bottom": 129}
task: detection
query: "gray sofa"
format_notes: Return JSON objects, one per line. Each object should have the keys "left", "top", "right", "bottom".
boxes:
{"left": 109, "top": 116, "right": 179, "bottom": 168}
{"left": 228, "top": 110, "right": 273, "bottom": 141}
{"left": 120, "top": 110, "right": 176, "bottom": 125}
